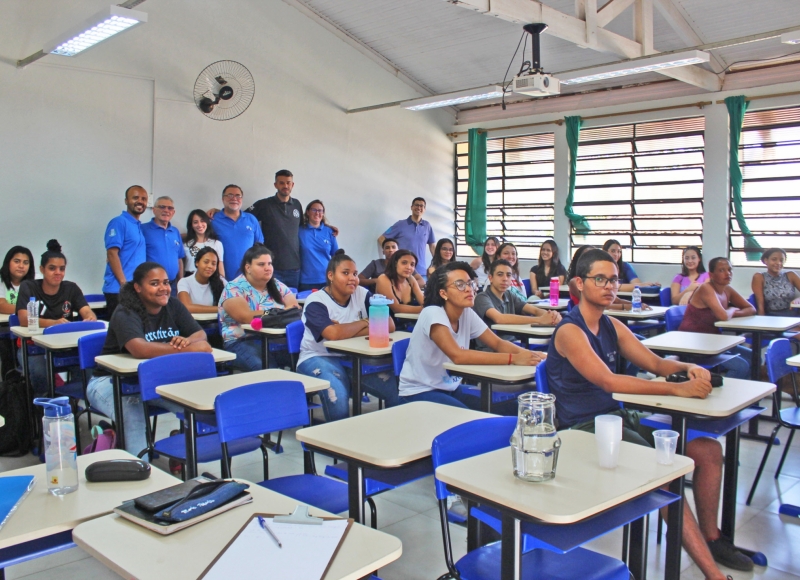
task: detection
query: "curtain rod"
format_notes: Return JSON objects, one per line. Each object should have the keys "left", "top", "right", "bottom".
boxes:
{"left": 447, "top": 101, "right": 713, "bottom": 138}
{"left": 715, "top": 89, "right": 800, "bottom": 104}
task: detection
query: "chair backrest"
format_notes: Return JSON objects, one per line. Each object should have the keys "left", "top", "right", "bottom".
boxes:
{"left": 659, "top": 286, "right": 671, "bottom": 307}
{"left": 534, "top": 359, "right": 549, "bottom": 393}
{"left": 287, "top": 287, "right": 298, "bottom": 295}
{"left": 9, "top": 314, "right": 19, "bottom": 326}
{"left": 566, "top": 300, "right": 573, "bottom": 312}
{"left": 392, "top": 338, "right": 410, "bottom": 377}
{"left": 44, "top": 321, "right": 106, "bottom": 335}
{"left": 286, "top": 320, "right": 304, "bottom": 355}
{"left": 138, "top": 352, "right": 217, "bottom": 402}
{"left": 297, "top": 290, "right": 313, "bottom": 299}
{"left": 431, "top": 417, "right": 517, "bottom": 500}
{"left": 84, "top": 293, "right": 105, "bottom": 302}
{"left": 78, "top": 331, "right": 108, "bottom": 370}
{"left": 522, "top": 278, "right": 532, "bottom": 297}
{"left": 765, "top": 338, "right": 796, "bottom": 384}
{"left": 747, "top": 293, "right": 757, "bottom": 308}
{"left": 665, "top": 305, "right": 686, "bottom": 332}
{"left": 215, "top": 381, "right": 309, "bottom": 443}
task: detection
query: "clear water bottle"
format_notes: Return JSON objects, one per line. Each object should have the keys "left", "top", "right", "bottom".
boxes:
{"left": 27, "top": 296, "right": 39, "bottom": 331}
{"left": 549, "top": 277, "right": 560, "bottom": 307}
{"left": 632, "top": 286, "right": 642, "bottom": 313}
{"left": 510, "top": 392, "right": 561, "bottom": 482}
{"left": 368, "top": 294, "right": 393, "bottom": 348}
{"left": 33, "top": 397, "right": 79, "bottom": 495}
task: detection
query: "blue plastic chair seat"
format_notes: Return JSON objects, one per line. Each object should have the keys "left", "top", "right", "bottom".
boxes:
{"left": 324, "top": 459, "right": 433, "bottom": 496}
{"left": 454, "top": 542, "right": 630, "bottom": 580}
{"left": 640, "top": 407, "right": 765, "bottom": 442}
{"left": 258, "top": 474, "right": 351, "bottom": 515}
{"left": 461, "top": 385, "right": 526, "bottom": 403}
{"left": 779, "top": 406, "right": 800, "bottom": 428}
{"left": 153, "top": 433, "right": 262, "bottom": 463}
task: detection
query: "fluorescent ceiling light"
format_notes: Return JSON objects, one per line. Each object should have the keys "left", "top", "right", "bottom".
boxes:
{"left": 43, "top": 6, "right": 147, "bottom": 57}
{"left": 403, "top": 86, "right": 504, "bottom": 111}
{"left": 781, "top": 30, "right": 800, "bottom": 45}
{"left": 559, "top": 50, "right": 710, "bottom": 85}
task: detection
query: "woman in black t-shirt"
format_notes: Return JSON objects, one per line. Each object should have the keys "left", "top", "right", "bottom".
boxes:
{"left": 16, "top": 240, "right": 97, "bottom": 393}
{"left": 87, "top": 261, "right": 211, "bottom": 454}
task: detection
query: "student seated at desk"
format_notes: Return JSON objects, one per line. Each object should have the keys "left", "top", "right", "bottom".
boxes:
{"left": 17, "top": 241, "right": 97, "bottom": 393}
{"left": 177, "top": 247, "right": 226, "bottom": 314}
{"left": 494, "top": 242, "right": 527, "bottom": 302}
{"left": 752, "top": 247, "right": 800, "bottom": 316}
{"left": 678, "top": 257, "right": 754, "bottom": 379}
{"left": 398, "top": 262, "right": 543, "bottom": 409}
{"left": 359, "top": 238, "right": 425, "bottom": 289}
{"left": 602, "top": 239, "right": 659, "bottom": 292}
{"left": 297, "top": 252, "right": 398, "bottom": 421}
{"left": 219, "top": 245, "right": 298, "bottom": 373}
{"left": 0, "top": 245, "right": 34, "bottom": 315}
{"left": 529, "top": 239, "right": 567, "bottom": 298}
{"left": 671, "top": 246, "right": 709, "bottom": 305}
{"left": 469, "top": 236, "right": 499, "bottom": 289}
{"left": 375, "top": 250, "right": 424, "bottom": 321}
{"left": 473, "top": 259, "right": 561, "bottom": 350}
{"left": 547, "top": 248, "right": 753, "bottom": 576}
{"left": 568, "top": 246, "right": 647, "bottom": 313}
{"left": 426, "top": 238, "right": 455, "bottom": 277}
{"left": 87, "top": 261, "right": 211, "bottom": 454}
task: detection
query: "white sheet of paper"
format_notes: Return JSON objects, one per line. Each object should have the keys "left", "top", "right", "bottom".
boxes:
{"left": 202, "top": 517, "right": 349, "bottom": 580}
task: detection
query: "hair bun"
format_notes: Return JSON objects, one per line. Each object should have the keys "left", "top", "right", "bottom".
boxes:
{"left": 334, "top": 248, "right": 345, "bottom": 256}
{"left": 46, "top": 239, "right": 62, "bottom": 253}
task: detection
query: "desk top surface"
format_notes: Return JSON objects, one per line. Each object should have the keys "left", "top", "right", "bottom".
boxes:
{"left": 242, "top": 324, "right": 288, "bottom": 336}
{"left": 527, "top": 298, "right": 570, "bottom": 310}
{"left": 443, "top": 362, "right": 538, "bottom": 382}
{"left": 324, "top": 331, "right": 412, "bottom": 356}
{"left": 0, "top": 450, "right": 178, "bottom": 551}
{"left": 157, "top": 369, "right": 329, "bottom": 411}
{"left": 295, "top": 402, "right": 491, "bottom": 467}
{"left": 435, "top": 430, "right": 693, "bottom": 524}
{"left": 395, "top": 312, "right": 420, "bottom": 320}
{"left": 715, "top": 315, "right": 800, "bottom": 332}
{"left": 192, "top": 312, "right": 218, "bottom": 321}
{"left": 605, "top": 306, "right": 669, "bottom": 319}
{"left": 95, "top": 348, "right": 236, "bottom": 374}
{"left": 491, "top": 323, "right": 556, "bottom": 337}
{"left": 72, "top": 482, "right": 402, "bottom": 580}
{"left": 786, "top": 353, "right": 800, "bottom": 367}
{"left": 613, "top": 377, "right": 775, "bottom": 417}
{"left": 87, "top": 301, "right": 106, "bottom": 310}
{"left": 0, "top": 313, "right": 9, "bottom": 324}
{"left": 31, "top": 329, "right": 107, "bottom": 349}
{"left": 641, "top": 331, "right": 745, "bottom": 355}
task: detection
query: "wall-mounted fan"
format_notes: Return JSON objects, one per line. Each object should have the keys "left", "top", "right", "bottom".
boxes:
{"left": 193, "top": 60, "right": 255, "bottom": 121}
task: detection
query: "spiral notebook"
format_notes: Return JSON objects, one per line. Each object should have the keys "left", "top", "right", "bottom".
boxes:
{"left": 0, "top": 475, "right": 35, "bottom": 532}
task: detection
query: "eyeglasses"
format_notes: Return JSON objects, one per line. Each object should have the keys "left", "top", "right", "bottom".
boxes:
{"left": 155, "top": 205, "right": 175, "bottom": 211}
{"left": 412, "top": 204, "right": 426, "bottom": 209}
{"left": 449, "top": 279, "right": 478, "bottom": 293}
{"left": 308, "top": 209, "right": 324, "bottom": 214}
{"left": 584, "top": 276, "right": 621, "bottom": 288}
{"left": 224, "top": 193, "right": 243, "bottom": 200}
{"left": 441, "top": 247, "right": 454, "bottom": 252}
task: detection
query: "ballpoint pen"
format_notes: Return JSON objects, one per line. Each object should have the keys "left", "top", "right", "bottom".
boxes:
{"left": 258, "top": 515, "right": 282, "bottom": 548}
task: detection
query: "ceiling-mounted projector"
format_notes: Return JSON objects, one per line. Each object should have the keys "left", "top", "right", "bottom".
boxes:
{"left": 512, "top": 72, "right": 560, "bottom": 96}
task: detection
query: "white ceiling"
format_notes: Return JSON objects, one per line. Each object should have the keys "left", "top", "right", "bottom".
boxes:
{"left": 298, "top": 0, "right": 800, "bottom": 102}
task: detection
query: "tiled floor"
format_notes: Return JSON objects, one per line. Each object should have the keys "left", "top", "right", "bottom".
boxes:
{"left": 3, "top": 395, "right": 800, "bottom": 579}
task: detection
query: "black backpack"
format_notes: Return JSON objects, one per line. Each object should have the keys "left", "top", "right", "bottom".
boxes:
{"left": 0, "top": 370, "right": 33, "bottom": 456}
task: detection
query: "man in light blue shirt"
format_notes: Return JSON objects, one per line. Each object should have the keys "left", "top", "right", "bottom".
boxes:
{"left": 141, "top": 196, "right": 185, "bottom": 296}
{"left": 212, "top": 184, "right": 264, "bottom": 278}
{"left": 378, "top": 197, "right": 436, "bottom": 279}
{"left": 102, "top": 185, "right": 148, "bottom": 315}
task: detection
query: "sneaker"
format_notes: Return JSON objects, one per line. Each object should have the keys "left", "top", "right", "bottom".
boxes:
{"left": 707, "top": 536, "right": 754, "bottom": 571}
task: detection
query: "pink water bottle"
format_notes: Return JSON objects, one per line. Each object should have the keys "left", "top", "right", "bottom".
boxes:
{"left": 549, "top": 277, "right": 559, "bottom": 307}
{"left": 368, "top": 294, "right": 393, "bottom": 348}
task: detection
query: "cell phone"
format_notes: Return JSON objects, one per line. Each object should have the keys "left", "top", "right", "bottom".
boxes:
{"left": 666, "top": 370, "right": 723, "bottom": 387}
{"left": 133, "top": 476, "right": 213, "bottom": 512}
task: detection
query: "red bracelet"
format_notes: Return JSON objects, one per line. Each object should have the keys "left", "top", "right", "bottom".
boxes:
{"left": 508, "top": 353, "right": 513, "bottom": 365}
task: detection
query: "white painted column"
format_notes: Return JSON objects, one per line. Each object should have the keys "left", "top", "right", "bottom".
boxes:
{"left": 702, "top": 103, "right": 731, "bottom": 261}
{"left": 553, "top": 122, "right": 571, "bottom": 255}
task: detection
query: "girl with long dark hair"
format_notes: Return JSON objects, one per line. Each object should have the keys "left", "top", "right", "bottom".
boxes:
{"left": 671, "top": 246, "right": 709, "bottom": 305}
{"left": 184, "top": 209, "right": 225, "bottom": 278}
{"left": 177, "top": 247, "right": 226, "bottom": 314}
{"left": 602, "top": 239, "right": 659, "bottom": 292}
{"left": 470, "top": 236, "right": 499, "bottom": 288}
{"left": 0, "top": 245, "right": 34, "bottom": 315}
{"left": 376, "top": 249, "right": 424, "bottom": 318}
{"left": 427, "top": 238, "right": 456, "bottom": 277}
{"left": 529, "top": 240, "right": 567, "bottom": 298}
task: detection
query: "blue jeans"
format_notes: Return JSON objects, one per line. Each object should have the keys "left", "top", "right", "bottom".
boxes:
{"left": 86, "top": 375, "right": 147, "bottom": 455}
{"left": 273, "top": 269, "right": 300, "bottom": 290}
{"left": 297, "top": 356, "right": 398, "bottom": 422}
{"left": 225, "top": 338, "right": 291, "bottom": 372}
{"left": 721, "top": 345, "right": 752, "bottom": 379}
{"left": 398, "top": 385, "right": 483, "bottom": 410}
{"left": 18, "top": 350, "right": 48, "bottom": 395}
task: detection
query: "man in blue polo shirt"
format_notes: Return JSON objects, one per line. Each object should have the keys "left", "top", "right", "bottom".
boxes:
{"left": 102, "top": 185, "right": 148, "bottom": 315}
{"left": 142, "top": 196, "right": 185, "bottom": 296}
{"left": 212, "top": 184, "right": 264, "bottom": 278}
{"left": 378, "top": 197, "right": 436, "bottom": 280}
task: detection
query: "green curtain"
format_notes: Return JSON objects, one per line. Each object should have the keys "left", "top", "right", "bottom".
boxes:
{"left": 465, "top": 128, "right": 488, "bottom": 254}
{"left": 564, "top": 116, "right": 591, "bottom": 234}
{"left": 725, "top": 95, "right": 761, "bottom": 261}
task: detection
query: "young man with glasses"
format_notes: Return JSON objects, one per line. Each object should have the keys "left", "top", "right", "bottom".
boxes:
{"left": 211, "top": 184, "right": 264, "bottom": 278}
{"left": 547, "top": 248, "right": 754, "bottom": 576}
{"left": 142, "top": 196, "right": 185, "bottom": 297}
{"left": 378, "top": 197, "right": 436, "bottom": 280}
{"left": 102, "top": 185, "right": 148, "bottom": 315}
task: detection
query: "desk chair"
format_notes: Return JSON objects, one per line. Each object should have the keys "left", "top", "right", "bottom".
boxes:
{"left": 214, "top": 380, "right": 379, "bottom": 527}
{"left": 432, "top": 417, "right": 652, "bottom": 580}
{"left": 522, "top": 278, "right": 532, "bottom": 297}
{"left": 138, "top": 353, "right": 266, "bottom": 481}
{"left": 660, "top": 287, "right": 671, "bottom": 307}
{"left": 663, "top": 306, "right": 736, "bottom": 369}
{"left": 286, "top": 320, "right": 322, "bottom": 423}
{"left": 746, "top": 338, "right": 800, "bottom": 505}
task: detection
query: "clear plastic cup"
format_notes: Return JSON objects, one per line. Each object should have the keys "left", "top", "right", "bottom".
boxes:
{"left": 653, "top": 430, "right": 680, "bottom": 465}
{"left": 595, "top": 415, "right": 622, "bottom": 469}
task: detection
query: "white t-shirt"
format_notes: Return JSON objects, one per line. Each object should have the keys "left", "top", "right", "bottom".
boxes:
{"left": 398, "top": 306, "right": 488, "bottom": 397}
{"left": 474, "top": 263, "right": 489, "bottom": 288}
{"left": 298, "top": 287, "right": 371, "bottom": 367}
{"left": 176, "top": 274, "right": 226, "bottom": 306}
{"left": 183, "top": 239, "right": 225, "bottom": 274}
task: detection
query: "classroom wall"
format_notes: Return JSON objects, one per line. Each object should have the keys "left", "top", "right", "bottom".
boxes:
{"left": 0, "top": 0, "right": 454, "bottom": 292}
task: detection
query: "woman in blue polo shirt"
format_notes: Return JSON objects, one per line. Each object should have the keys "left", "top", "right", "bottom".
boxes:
{"left": 298, "top": 200, "right": 338, "bottom": 292}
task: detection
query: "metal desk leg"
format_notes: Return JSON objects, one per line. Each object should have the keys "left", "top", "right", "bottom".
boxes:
{"left": 347, "top": 463, "right": 365, "bottom": 524}
{"left": 479, "top": 381, "right": 492, "bottom": 414}
{"left": 352, "top": 357, "right": 363, "bottom": 416}
{"left": 45, "top": 350, "right": 55, "bottom": 398}
{"left": 627, "top": 516, "right": 648, "bottom": 580}
{"left": 750, "top": 331, "right": 762, "bottom": 382}
{"left": 184, "top": 410, "right": 198, "bottom": 480}
{"left": 260, "top": 336, "right": 269, "bottom": 370}
{"left": 500, "top": 513, "right": 521, "bottom": 580}
{"left": 665, "top": 414, "right": 687, "bottom": 580}
{"left": 721, "top": 427, "right": 739, "bottom": 540}
{"left": 19, "top": 342, "right": 39, "bottom": 444}
{"left": 112, "top": 374, "right": 126, "bottom": 450}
